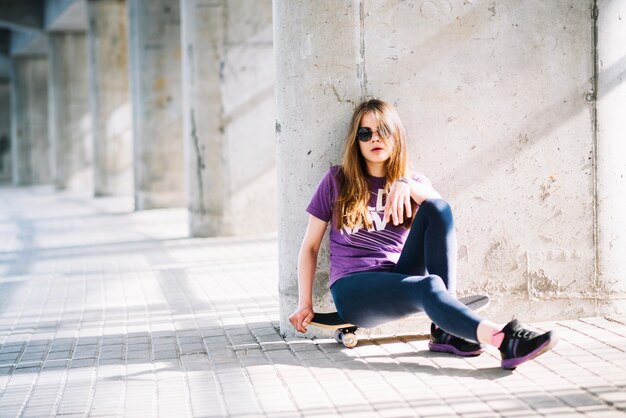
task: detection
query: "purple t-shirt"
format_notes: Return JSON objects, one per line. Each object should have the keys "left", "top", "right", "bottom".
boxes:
{"left": 306, "top": 166, "right": 433, "bottom": 287}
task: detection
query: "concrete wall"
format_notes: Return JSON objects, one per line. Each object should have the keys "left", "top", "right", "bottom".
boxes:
{"left": 597, "top": 0, "right": 626, "bottom": 315}
{"left": 276, "top": 0, "right": 603, "bottom": 337}
{"left": 87, "top": 0, "right": 133, "bottom": 196}
{"left": 48, "top": 32, "right": 93, "bottom": 191}
{"left": 181, "top": 0, "right": 276, "bottom": 237}
{"left": 10, "top": 57, "right": 51, "bottom": 186}
{"left": 0, "top": 81, "right": 10, "bottom": 181}
{"left": 274, "top": 1, "right": 360, "bottom": 333}
{"left": 128, "top": 0, "right": 184, "bottom": 209}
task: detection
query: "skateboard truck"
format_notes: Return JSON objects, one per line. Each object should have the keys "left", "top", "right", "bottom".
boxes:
{"left": 308, "top": 312, "right": 360, "bottom": 348}
{"left": 333, "top": 326, "right": 358, "bottom": 348}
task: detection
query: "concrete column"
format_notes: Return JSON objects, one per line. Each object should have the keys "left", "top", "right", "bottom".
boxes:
{"left": 181, "top": 0, "right": 276, "bottom": 237}
{"left": 48, "top": 33, "right": 92, "bottom": 191}
{"left": 10, "top": 57, "right": 51, "bottom": 186}
{"left": 597, "top": 0, "right": 626, "bottom": 315}
{"left": 86, "top": 0, "right": 133, "bottom": 196}
{"left": 0, "top": 81, "right": 10, "bottom": 181}
{"left": 274, "top": 1, "right": 361, "bottom": 335}
{"left": 128, "top": 0, "right": 184, "bottom": 209}
{"left": 276, "top": 1, "right": 597, "bottom": 336}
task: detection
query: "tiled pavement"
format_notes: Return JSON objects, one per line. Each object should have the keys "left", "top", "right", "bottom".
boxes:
{"left": 0, "top": 185, "right": 625, "bottom": 418}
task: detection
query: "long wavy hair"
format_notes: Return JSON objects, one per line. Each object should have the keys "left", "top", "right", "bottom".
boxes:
{"left": 334, "top": 99, "right": 412, "bottom": 230}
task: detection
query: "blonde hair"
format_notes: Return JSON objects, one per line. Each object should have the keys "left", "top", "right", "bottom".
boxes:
{"left": 334, "top": 99, "right": 412, "bottom": 230}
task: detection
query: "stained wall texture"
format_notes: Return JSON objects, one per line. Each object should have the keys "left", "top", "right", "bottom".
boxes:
{"left": 87, "top": 0, "right": 134, "bottom": 197}
{"left": 597, "top": 0, "right": 626, "bottom": 316}
{"left": 128, "top": 0, "right": 185, "bottom": 210}
{"left": 48, "top": 33, "right": 93, "bottom": 191}
{"left": 275, "top": 0, "right": 622, "bottom": 337}
{"left": 10, "top": 57, "right": 51, "bottom": 186}
{"left": 182, "top": 0, "right": 276, "bottom": 237}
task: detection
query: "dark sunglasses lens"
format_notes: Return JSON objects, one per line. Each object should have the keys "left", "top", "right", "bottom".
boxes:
{"left": 357, "top": 128, "right": 372, "bottom": 142}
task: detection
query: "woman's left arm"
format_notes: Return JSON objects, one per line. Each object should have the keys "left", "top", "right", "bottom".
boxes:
{"left": 384, "top": 178, "right": 441, "bottom": 226}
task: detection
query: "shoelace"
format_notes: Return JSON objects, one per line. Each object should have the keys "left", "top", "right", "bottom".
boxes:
{"left": 511, "top": 328, "right": 538, "bottom": 340}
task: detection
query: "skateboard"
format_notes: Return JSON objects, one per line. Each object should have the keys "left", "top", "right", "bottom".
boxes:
{"left": 309, "top": 294, "right": 490, "bottom": 348}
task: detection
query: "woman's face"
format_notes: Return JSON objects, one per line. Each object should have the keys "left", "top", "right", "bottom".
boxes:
{"left": 358, "top": 112, "right": 393, "bottom": 169}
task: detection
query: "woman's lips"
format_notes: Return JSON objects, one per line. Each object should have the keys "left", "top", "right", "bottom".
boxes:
{"left": 371, "top": 147, "right": 384, "bottom": 152}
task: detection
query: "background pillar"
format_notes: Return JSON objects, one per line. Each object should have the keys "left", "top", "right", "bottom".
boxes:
{"left": 275, "top": 0, "right": 598, "bottom": 337}
{"left": 0, "top": 81, "right": 10, "bottom": 181}
{"left": 128, "top": 0, "right": 184, "bottom": 209}
{"left": 597, "top": 0, "right": 626, "bottom": 315}
{"left": 87, "top": 0, "right": 133, "bottom": 196}
{"left": 181, "top": 0, "right": 276, "bottom": 237}
{"left": 10, "top": 57, "right": 51, "bottom": 186}
{"left": 48, "top": 33, "right": 92, "bottom": 191}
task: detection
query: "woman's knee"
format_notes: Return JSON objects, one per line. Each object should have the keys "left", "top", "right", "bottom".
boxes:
{"left": 421, "top": 198, "right": 452, "bottom": 217}
{"left": 415, "top": 274, "right": 447, "bottom": 296}
{"left": 419, "top": 198, "right": 454, "bottom": 227}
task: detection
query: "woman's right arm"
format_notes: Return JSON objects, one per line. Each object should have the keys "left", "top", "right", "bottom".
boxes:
{"left": 288, "top": 214, "right": 328, "bottom": 333}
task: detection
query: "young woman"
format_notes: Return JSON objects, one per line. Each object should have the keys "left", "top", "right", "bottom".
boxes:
{"left": 288, "top": 99, "right": 558, "bottom": 369}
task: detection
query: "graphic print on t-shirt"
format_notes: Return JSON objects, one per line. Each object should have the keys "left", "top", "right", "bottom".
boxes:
{"left": 341, "top": 188, "right": 388, "bottom": 235}
{"left": 340, "top": 188, "right": 408, "bottom": 251}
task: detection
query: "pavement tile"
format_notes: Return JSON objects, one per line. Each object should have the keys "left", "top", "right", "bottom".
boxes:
{"left": 0, "top": 352, "right": 20, "bottom": 363}
{"left": 0, "top": 344, "right": 25, "bottom": 354}
{"left": 70, "top": 358, "right": 96, "bottom": 368}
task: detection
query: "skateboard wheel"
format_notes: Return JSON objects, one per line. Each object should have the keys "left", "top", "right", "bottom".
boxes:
{"left": 342, "top": 332, "right": 357, "bottom": 348}
{"left": 333, "top": 329, "right": 343, "bottom": 343}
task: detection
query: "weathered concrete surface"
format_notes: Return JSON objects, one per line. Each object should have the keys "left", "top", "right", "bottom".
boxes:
{"left": 274, "top": 1, "right": 361, "bottom": 334}
{"left": 87, "top": 0, "right": 133, "bottom": 196}
{"left": 0, "top": 81, "right": 10, "bottom": 181}
{"left": 10, "top": 57, "right": 51, "bottom": 185}
{"left": 128, "top": 0, "right": 184, "bottom": 209}
{"left": 182, "top": 0, "right": 276, "bottom": 237}
{"left": 276, "top": 1, "right": 602, "bottom": 337}
{"left": 597, "top": 0, "right": 626, "bottom": 316}
{"left": 48, "top": 32, "right": 93, "bottom": 191}
{"left": 366, "top": 1, "right": 597, "bottom": 328}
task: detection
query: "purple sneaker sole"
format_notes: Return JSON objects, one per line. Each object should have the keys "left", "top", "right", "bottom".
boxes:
{"left": 501, "top": 335, "right": 559, "bottom": 370}
{"left": 428, "top": 342, "right": 484, "bottom": 357}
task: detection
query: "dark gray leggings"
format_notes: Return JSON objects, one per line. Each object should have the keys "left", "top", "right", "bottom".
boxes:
{"left": 330, "top": 199, "right": 482, "bottom": 342}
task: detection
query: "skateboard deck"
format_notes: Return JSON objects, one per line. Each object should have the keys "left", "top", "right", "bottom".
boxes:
{"left": 309, "top": 294, "right": 490, "bottom": 348}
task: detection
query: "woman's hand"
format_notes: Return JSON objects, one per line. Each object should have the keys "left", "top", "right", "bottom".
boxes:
{"left": 385, "top": 179, "right": 442, "bottom": 225}
{"left": 289, "top": 304, "right": 315, "bottom": 333}
{"left": 384, "top": 180, "right": 412, "bottom": 226}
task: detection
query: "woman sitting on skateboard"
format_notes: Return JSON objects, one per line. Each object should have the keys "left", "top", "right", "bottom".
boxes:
{"left": 288, "top": 98, "right": 558, "bottom": 369}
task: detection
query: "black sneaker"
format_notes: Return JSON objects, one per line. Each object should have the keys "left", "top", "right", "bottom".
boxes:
{"left": 428, "top": 323, "right": 484, "bottom": 357}
{"left": 499, "top": 319, "right": 559, "bottom": 370}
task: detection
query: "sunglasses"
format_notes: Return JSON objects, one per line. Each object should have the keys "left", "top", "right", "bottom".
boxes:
{"left": 356, "top": 127, "right": 389, "bottom": 142}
